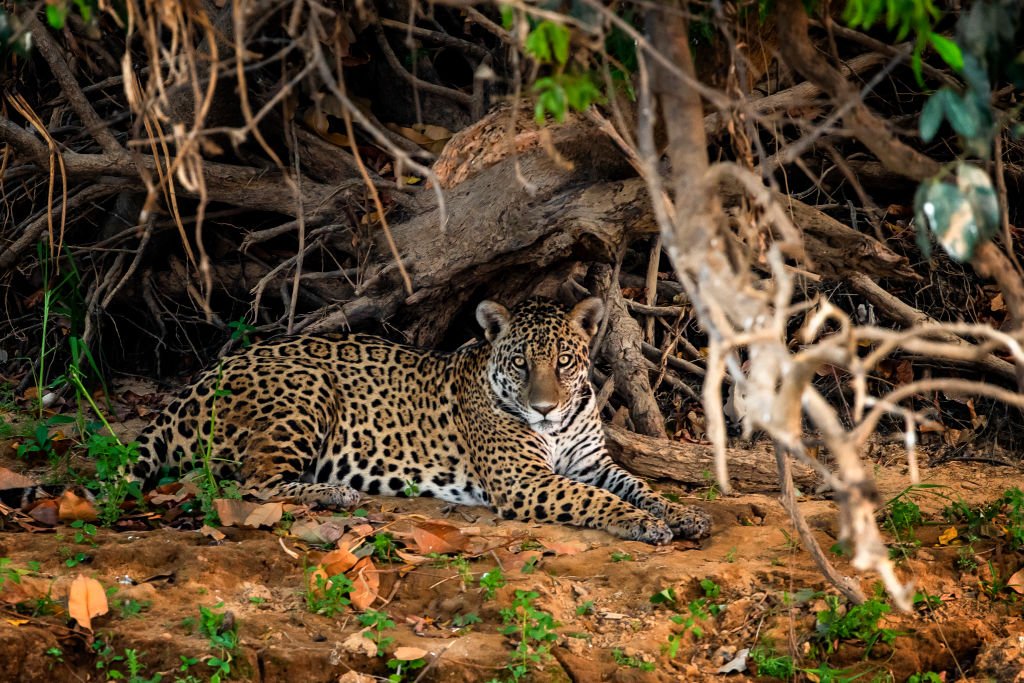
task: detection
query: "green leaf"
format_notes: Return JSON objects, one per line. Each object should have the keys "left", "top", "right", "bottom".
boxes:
{"left": 919, "top": 89, "right": 949, "bottom": 142}
{"left": 524, "top": 24, "right": 551, "bottom": 63}
{"left": 945, "top": 95, "right": 983, "bottom": 143}
{"left": 915, "top": 178, "right": 984, "bottom": 263}
{"left": 927, "top": 32, "right": 963, "bottom": 71}
{"left": 499, "top": 4, "right": 514, "bottom": 31}
{"left": 548, "top": 22, "right": 570, "bottom": 65}
{"left": 46, "top": 3, "right": 68, "bottom": 29}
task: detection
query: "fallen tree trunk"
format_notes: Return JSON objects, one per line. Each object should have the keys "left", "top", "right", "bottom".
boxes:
{"left": 604, "top": 424, "right": 818, "bottom": 490}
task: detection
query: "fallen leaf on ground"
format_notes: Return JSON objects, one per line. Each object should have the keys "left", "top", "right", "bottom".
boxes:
{"left": 200, "top": 525, "right": 226, "bottom": 541}
{"left": 322, "top": 547, "right": 359, "bottom": 576}
{"left": 27, "top": 499, "right": 59, "bottom": 525}
{"left": 58, "top": 491, "right": 99, "bottom": 522}
{"left": 348, "top": 557, "right": 380, "bottom": 610}
{"left": 938, "top": 527, "right": 959, "bottom": 545}
{"left": 341, "top": 631, "right": 378, "bottom": 657}
{"left": 0, "top": 467, "right": 36, "bottom": 489}
{"left": 0, "top": 575, "right": 50, "bottom": 606}
{"left": 392, "top": 646, "right": 429, "bottom": 661}
{"left": 407, "top": 520, "right": 469, "bottom": 554}
{"left": 1008, "top": 567, "right": 1024, "bottom": 595}
{"left": 3, "top": 618, "right": 29, "bottom": 626}
{"left": 213, "top": 499, "right": 283, "bottom": 528}
{"left": 68, "top": 574, "right": 109, "bottom": 631}
{"left": 540, "top": 539, "right": 587, "bottom": 556}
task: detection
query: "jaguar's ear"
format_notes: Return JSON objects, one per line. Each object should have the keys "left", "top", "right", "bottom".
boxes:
{"left": 476, "top": 300, "right": 511, "bottom": 342}
{"left": 570, "top": 297, "right": 604, "bottom": 340}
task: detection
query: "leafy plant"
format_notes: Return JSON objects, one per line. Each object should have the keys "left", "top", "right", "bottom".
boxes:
{"left": 611, "top": 649, "right": 654, "bottom": 672}
{"left": 497, "top": 590, "right": 560, "bottom": 682}
{"left": 575, "top": 600, "right": 594, "bottom": 616}
{"left": 187, "top": 603, "right": 238, "bottom": 683}
{"left": 814, "top": 595, "right": 899, "bottom": 655}
{"left": 372, "top": 533, "right": 399, "bottom": 563}
{"left": 453, "top": 612, "right": 481, "bottom": 629}
{"left": 227, "top": 318, "right": 257, "bottom": 347}
{"left": 750, "top": 645, "right": 796, "bottom": 678}
{"left": 358, "top": 610, "right": 396, "bottom": 656}
{"left": 908, "top": 672, "right": 944, "bottom": 683}
{"left": 304, "top": 570, "right": 353, "bottom": 617}
{"left": 479, "top": 567, "right": 506, "bottom": 599}
{"left": 610, "top": 551, "right": 633, "bottom": 562}
{"left": 401, "top": 479, "right": 420, "bottom": 497}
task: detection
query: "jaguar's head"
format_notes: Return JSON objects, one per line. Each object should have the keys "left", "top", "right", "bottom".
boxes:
{"left": 476, "top": 296, "right": 603, "bottom": 433}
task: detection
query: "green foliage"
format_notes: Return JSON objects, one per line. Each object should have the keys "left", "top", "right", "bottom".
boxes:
{"left": 479, "top": 567, "right": 506, "bottom": 599}
{"left": 750, "top": 645, "right": 796, "bottom": 678}
{"left": 814, "top": 595, "right": 898, "bottom": 655}
{"left": 305, "top": 570, "right": 353, "bottom": 617}
{"left": 497, "top": 590, "right": 560, "bottom": 682}
{"left": 611, "top": 649, "right": 655, "bottom": 672}
{"left": 524, "top": 21, "right": 570, "bottom": 66}
{"left": 532, "top": 74, "right": 603, "bottom": 124}
{"left": 191, "top": 368, "right": 234, "bottom": 526}
{"left": 358, "top": 610, "right": 396, "bottom": 656}
{"left": 186, "top": 603, "right": 238, "bottom": 683}
{"left": 92, "top": 640, "right": 162, "bottom": 683}
{"left": 841, "top": 0, "right": 951, "bottom": 80}
{"left": 401, "top": 479, "right": 420, "bottom": 497}
{"left": 227, "top": 318, "right": 257, "bottom": 348}
{"left": 386, "top": 655, "right": 426, "bottom": 683}
{"left": 943, "top": 487, "right": 1024, "bottom": 550}
{"left": 884, "top": 499, "right": 923, "bottom": 533}
{"left": 453, "top": 612, "right": 481, "bottom": 629}
{"left": 372, "top": 533, "right": 399, "bottom": 563}
{"left": 908, "top": 672, "right": 944, "bottom": 683}
{"left": 610, "top": 551, "right": 633, "bottom": 562}
{"left": 575, "top": 600, "right": 594, "bottom": 616}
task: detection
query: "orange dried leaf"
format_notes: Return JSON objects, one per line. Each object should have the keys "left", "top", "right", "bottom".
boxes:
{"left": 540, "top": 540, "right": 587, "bottom": 556}
{"left": 348, "top": 557, "right": 380, "bottom": 610}
{"left": 200, "top": 525, "right": 226, "bottom": 541}
{"left": 213, "top": 499, "right": 283, "bottom": 528}
{"left": 0, "top": 467, "right": 36, "bottom": 490}
{"left": 27, "top": 499, "right": 59, "bottom": 526}
{"left": 322, "top": 547, "right": 359, "bottom": 577}
{"left": 409, "top": 521, "right": 469, "bottom": 555}
{"left": 938, "top": 527, "right": 959, "bottom": 545}
{"left": 68, "top": 574, "right": 108, "bottom": 631}
{"left": 1007, "top": 567, "right": 1024, "bottom": 595}
{"left": 58, "top": 491, "right": 99, "bottom": 522}
{"left": 392, "top": 646, "right": 429, "bottom": 661}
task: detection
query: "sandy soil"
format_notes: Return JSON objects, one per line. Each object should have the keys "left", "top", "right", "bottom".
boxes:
{"left": 1, "top": 447, "right": 1023, "bottom": 682}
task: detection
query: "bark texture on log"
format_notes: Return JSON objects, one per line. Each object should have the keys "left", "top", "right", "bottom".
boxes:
{"left": 605, "top": 424, "right": 817, "bottom": 489}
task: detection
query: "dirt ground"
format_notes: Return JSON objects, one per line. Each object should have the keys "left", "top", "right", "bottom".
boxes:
{"left": 2, "top": 436, "right": 1024, "bottom": 682}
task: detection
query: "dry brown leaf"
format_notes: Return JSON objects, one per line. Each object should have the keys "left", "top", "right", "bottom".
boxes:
{"left": 392, "top": 646, "right": 429, "bottom": 661}
{"left": 213, "top": 499, "right": 283, "bottom": 528}
{"left": 341, "top": 632, "right": 378, "bottom": 657}
{"left": 1007, "top": 567, "right": 1024, "bottom": 595}
{"left": 348, "top": 557, "right": 380, "bottom": 610}
{"left": 58, "top": 491, "right": 99, "bottom": 522}
{"left": 0, "top": 467, "right": 36, "bottom": 489}
{"left": 938, "top": 527, "right": 959, "bottom": 545}
{"left": 68, "top": 574, "right": 108, "bottom": 631}
{"left": 3, "top": 618, "right": 29, "bottom": 626}
{"left": 395, "top": 550, "right": 430, "bottom": 565}
{"left": 322, "top": 547, "right": 359, "bottom": 577}
{"left": 409, "top": 521, "right": 469, "bottom": 555}
{"left": 540, "top": 539, "right": 587, "bottom": 556}
{"left": 200, "top": 525, "right": 226, "bottom": 541}
{"left": 27, "top": 499, "right": 59, "bottom": 526}
{"left": 0, "top": 575, "right": 50, "bottom": 606}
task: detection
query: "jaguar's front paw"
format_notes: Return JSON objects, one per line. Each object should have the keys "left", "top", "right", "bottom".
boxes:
{"left": 318, "top": 484, "right": 362, "bottom": 508}
{"left": 663, "top": 504, "right": 713, "bottom": 540}
{"left": 611, "top": 513, "right": 674, "bottom": 546}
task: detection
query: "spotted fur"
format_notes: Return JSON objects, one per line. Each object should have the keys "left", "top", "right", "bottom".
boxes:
{"left": 130, "top": 297, "right": 712, "bottom": 544}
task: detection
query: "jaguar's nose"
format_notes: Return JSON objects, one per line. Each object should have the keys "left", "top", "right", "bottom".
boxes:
{"left": 531, "top": 400, "right": 557, "bottom": 416}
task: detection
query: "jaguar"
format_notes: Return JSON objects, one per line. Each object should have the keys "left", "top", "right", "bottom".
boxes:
{"left": 128, "top": 296, "right": 712, "bottom": 544}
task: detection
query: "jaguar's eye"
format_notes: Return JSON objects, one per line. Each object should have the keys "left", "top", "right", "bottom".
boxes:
{"left": 512, "top": 356, "right": 527, "bottom": 369}
{"left": 557, "top": 353, "right": 573, "bottom": 369}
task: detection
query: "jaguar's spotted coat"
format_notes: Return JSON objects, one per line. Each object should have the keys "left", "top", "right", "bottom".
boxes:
{"left": 130, "top": 297, "right": 712, "bottom": 544}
